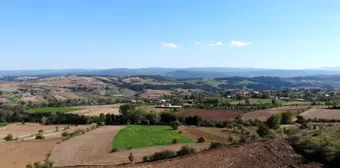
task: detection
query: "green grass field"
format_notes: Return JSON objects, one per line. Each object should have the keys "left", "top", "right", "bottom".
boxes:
{"left": 111, "top": 125, "right": 193, "bottom": 150}
{"left": 0, "top": 122, "right": 11, "bottom": 127}
{"left": 8, "top": 97, "right": 23, "bottom": 103}
{"left": 231, "top": 98, "right": 277, "bottom": 104}
{"left": 24, "top": 107, "right": 82, "bottom": 113}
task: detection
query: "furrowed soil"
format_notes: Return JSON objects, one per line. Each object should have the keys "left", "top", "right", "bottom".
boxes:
{"left": 71, "top": 104, "right": 122, "bottom": 116}
{"left": 50, "top": 126, "right": 125, "bottom": 166}
{"left": 176, "top": 108, "right": 242, "bottom": 120}
{"left": 50, "top": 125, "right": 208, "bottom": 166}
{"left": 0, "top": 138, "right": 59, "bottom": 168}
{"left": 301, "top": 108, "right": 340, "bottom": 120}
{"left": 242, "top": 106, "right": 310, "bottom": 121}
{"left": 0, "top": 123, "right": 70, "bottom": 139}
{"left": 67, "top": 140, "right": 322, "bottom": 168}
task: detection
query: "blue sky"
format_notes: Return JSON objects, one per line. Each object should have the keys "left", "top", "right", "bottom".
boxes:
{"left": 1, "top": 0, "right": 340, "bottom": 70}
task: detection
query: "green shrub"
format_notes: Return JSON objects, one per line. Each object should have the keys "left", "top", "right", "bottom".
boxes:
{"left": 38, "top": 129, "right": 44, "bottom": 133}
{"left": 172, "top": 138, "right": 178, "bottom": 144}
{"left": 257, "top": 124, "right": 270, "bottom": 137}
{"left": 61, "top": 131, "right": 69, "bottom": 137}
{"left": 4, "top": 133, "right": 13, "bottom": 141}
{"left": 170, "top": 120, "right": 181, "bottom": 130}
{"left": 127, "top": 147, "right": 133, "bottom": 150}
{"left": 197, "top": 137, "right": 206, "bottom": 143}
{"left": 266, "top": 114, "right": 282, "bottom": 129}
{"left": 128, "top": 153, "right": 134, "bottom": 163}
{"left": 209, "top": 142, "right": 223, "bottom": 149}
{"left": 110, "top": 148, "right": 118, "bottom": 153}
{"left": 143, "top": 155, "right": 150, "bottom": 162}
{"left": 35, "top": 134, "right": 45, "bottom": 140}
{"left": 177, "top": 145, "right": 196, "bottom": 156}
{"left": 148, "top": 150, "right": 176, "bottom": 161}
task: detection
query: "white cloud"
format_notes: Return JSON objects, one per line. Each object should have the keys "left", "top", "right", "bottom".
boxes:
{"left": 231, "top": 41, "right": 252, "bottom": 47}
{"left": 195, "top": 41, "right": 200, "bottom": 45}
{"left": 209, "top": 41, "right": 224, "bottom": 47}
{"left": 161, "top": 43, "right": 179, "bottom": 49}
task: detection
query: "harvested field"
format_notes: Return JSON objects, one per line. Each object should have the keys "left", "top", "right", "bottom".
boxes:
{"left": 58, "top": 92, "right": 86, "bottom": 100}
{"left": 176, "top": 108, "right": 241, "bottom": 120}
{"left": 0, "top": 123, "right": 69, "bottom": 139}
{"left": 72, "top": 104, "right": 121, "bottom": 116}
{"left": 301, "top": 108, "right": 340, "bottom": 120}
{"left": 0, "top": 98, "right": 9, "bottom": 103}
{"left": 242, "top": 106, "right": 310, "bottom": 121}
{"left": 141, "top": 89, "right": 172, "bottom": 98}
{"left": 50, "top": 126, "right": 124, "bottom": 166}
{"left": 67, "top": 140, "right": 322, "bottom": 168}
{"left": 22, "top": 96, "right": 46, "bottom": 102}
{"left": 0, "top": 138, "right": 59, "bottom": 168}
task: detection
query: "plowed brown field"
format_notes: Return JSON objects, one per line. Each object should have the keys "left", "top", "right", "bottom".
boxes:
{"left": 242, "top": 106, "right": 309, "bottom": 121}
{"left": 67, "top": 140, "right": 322, "bottom": 168}
{"left": 176, "top": 108, "right": 241, "bottom": 120}
{"left": 301, "top": 108, "right": 340, "bottom": 120}
{"left": 0, "top": 138, "right": 59, "bottom": 168}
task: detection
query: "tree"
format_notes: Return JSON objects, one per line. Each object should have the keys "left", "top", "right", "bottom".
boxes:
{"left": 266, "top": 114, "right": 282, "bottom": 129}
{"left": 99, "top": 113, "right": 106, "bottom": 123}
{"left": 257, "top": 124, "right": 269, "bottom": 137}
{"left": 170, "top": 120, "right": 181, "bottom": 130}
{"left": 4, "top": 133, "right": 13, "bottom": 141}
{"left": 281, "top": 111, "right": 293, "bottom": 124}
{"left": 119, "top": 104, "right": 136, "bottom": 121}
{"left": 160, "top": 112, "right": 177, "bottom": 124}
{"left": 128, "top": 153, "right": 134, "bottom": 163}
{"left": 145, "top": 111, "right": 160, "bottom": 125}
{"left": 41, "top": 116, "right": 48, "bottom": 125}
{"left": 130, "top": 109, "right": 146, "bottom": 124}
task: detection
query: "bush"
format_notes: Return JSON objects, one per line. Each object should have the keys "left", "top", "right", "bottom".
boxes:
{"left": 177, "top": 145, "right": 196, "bottom": 156}
{"left": 197, "top": 137, "right": 206, "bottom": 143}
{"left": 170, "top": 120, "right": 181, "bottom": 130}
{"left": 61, "top": 131, "right": 69, "bottom": 137}
{"left": 110, "top": 148, "right": 118, "bottom": 153}
{"left": 128, "top": 153, "right": 134, "bottom": 163}
{"left": 266, "top": 114, "right": 282, "bottom": 129}
{"left": 257, "top": 124, "right": 270, "bottom": 137}
{"left": 127, "top": 147, "right": 133, "bottom": 150}
{"left": 149, "top": 150, "right": 176, "bottom": 161}
{"left": 35, "top": 134, "right": 45, "bottom": 139}
{"left": 143, "top": 155, "right": 150, "bottom": 162}
{"left": 178, "top": 131, "right": 182, "bottom": 134}
{"left": 38, "top": 129, "right": 44, "bottom": 133}
{"left": 209, "top": 142, "right": 223, "bottom": 149}
{"left": 172, "top": 138, "right": 178, "bottom": 144}
{"left": 4, "top": 133, "right": 13, "bottom": 141}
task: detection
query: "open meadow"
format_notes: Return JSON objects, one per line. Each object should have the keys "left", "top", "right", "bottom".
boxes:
{"left": 24, "top": 107, "right": 82, "bottom": 113}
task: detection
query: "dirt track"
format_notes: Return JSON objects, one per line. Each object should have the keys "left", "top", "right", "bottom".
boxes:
{"left": 0, "top": 138, "right": 59, "bottom": 168}
{"left": 68, "top": 140, "right": 322, "bottom": 168}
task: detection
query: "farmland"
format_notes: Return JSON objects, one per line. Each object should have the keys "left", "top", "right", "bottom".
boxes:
{"left": 301, "top": 108, "right": 340, "bottom": 120}
{"left": 242, "top": 106, "right": 310, "bottom": 121}
{"left": 176, "top": 108, "right": 241, "bottom": 121}
{"left": 0, "top": 122, "right": 9, "bottom": 127}
{"left": 111, "top": 125, "right": 193, "bottom": 150}
{"left": 25, "top": 107, "right": 82, "bottom": 113}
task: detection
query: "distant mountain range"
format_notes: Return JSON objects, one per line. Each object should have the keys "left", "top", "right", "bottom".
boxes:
{"left": 2, "top": 67, "right": 340, "bottom": 78}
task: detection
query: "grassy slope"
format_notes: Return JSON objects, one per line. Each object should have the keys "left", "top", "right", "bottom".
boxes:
{"left": 0, "top": 122, "right": 8, "bottom": 127}
{"left": 24, "top": 107, "right": 82, "bottom": 113}
{"left": 112, "top": 125, "right": 193, "bottom": 150}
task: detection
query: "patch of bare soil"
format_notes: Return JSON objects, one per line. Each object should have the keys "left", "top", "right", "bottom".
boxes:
{"left": 141, "top": 89, "right": 172, "bottom": 98}
{"left": 72, "top": 104, "right": 122, "bottom": 116}
{"left": 0, "top": 98, "right": 9, "bottom": 103}
{"left": 0, "top": 138, "right": 59, "bottom": 168}
{"left": 67, "top": 140, "right": 322, "bottom": 168}
{"left": 50, "top": 126, "right": 125, "bottom": 166}
{"left": 301, "top": 108, "right": 340, "bottom": 120}
{"left": 242, "top": 106, "right": 309, "bottom": 121}
{"left": 0, "top": 123, "right": 69, "bottom": 139}
{"left": 22, "top": 96, "right": 46, "bottom": 102}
